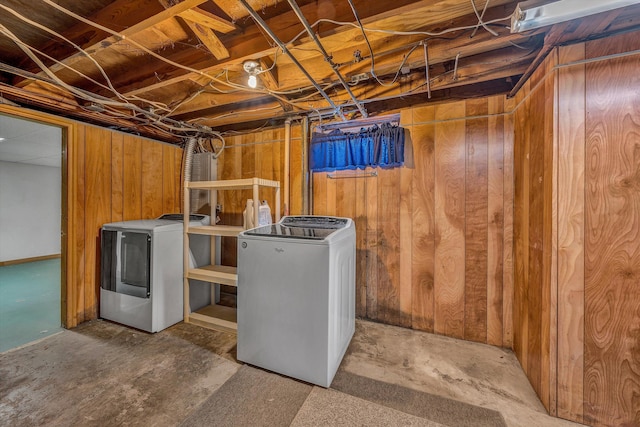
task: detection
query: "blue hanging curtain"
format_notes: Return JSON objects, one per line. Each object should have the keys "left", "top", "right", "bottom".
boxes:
{"left": 310, "top": 123, "right": 405, "bottom": 172}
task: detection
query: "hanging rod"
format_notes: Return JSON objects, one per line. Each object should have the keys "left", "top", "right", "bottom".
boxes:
{"left": 314, "top": 113, "right": 401, "bottom": 133}
{"left": 327, "top": 170, "right": 378, "bottom": 179}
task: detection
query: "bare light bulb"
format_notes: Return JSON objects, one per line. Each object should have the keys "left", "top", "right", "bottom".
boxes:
{"left": 248, "top": 74, "right": 257, "bottom": 88}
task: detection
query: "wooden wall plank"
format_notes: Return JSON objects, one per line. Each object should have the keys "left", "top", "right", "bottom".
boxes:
{"left": 487, "top": 96, "right": 505, "bottom": 347}
{"left": 162, "top": 144, "right": 178, "bottom": 214}
{"left": 289, "top": 130, "right": 303, "bottom": 215}
{"left": 541, "top": 56, "right": 556, "bottom": 412}
{"left": 141, "top": 139, "right": 164, "bottom": 218}
{"left": 83, "top": 126, "right": 111, "bottom": 320}
{"left": 273, "top": 129, "right": 284, "bottom": 218}
{"left": 464, "top": 98, "right": 489, "bottom": 343}
{"left": 175, "top": 146, "right": 183, "bottom": 213}
{"left": 355, "top": 176, "right": 368, "bottom": 318}
{"left": 337, "top": 177, "right": 356, "bottom": 222}
{"left": 556, "top": 43, "right": 586, "bottom": 423}
{"left": 123, "top": 135, "right": 142, "bottom": 221}
{"left": 262, "top": 130, "right": 278, "bottom": 214}
{"left": 73, "top": 125, "right": 86, "bottom": 325}
{"left": 513, "top": 83, "right": 531, "bottom": 369}
{"left": 527, "top": 78, "right": 545, "bottom": 400}
{"left": 502, "top": 106, "right": 514, "bottom": 349}
{"left": 326, "top": 171, "right": 337, "bottom": 215}
{"left": 411, "top": 122, "right": 436, "bottom": 332}
{"left": 376, "top": 167, "right": 401, "bottom": 326}
{"left": 399, "top": 164, "right": 413, "bottom": 328}
{"left": 111, "top": 133, "right": 124, "bottom": 222}
{"left": 254, "top": 132, "right": 264, "bottom": 183}
{"left": 365, "top": 170, "right": 378, "bottom": 320}
{"left": 313, "top": 172, "right": 327, "bottom": 215}
{"left": 584, "top": 36, "right": 640, "bottom": 427}
{"left": 434, "top": 101, "right": 466, "bottom": 339}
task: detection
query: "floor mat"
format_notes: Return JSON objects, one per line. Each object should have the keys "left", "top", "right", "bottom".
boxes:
{"left": 331, "top": 370, "right": 507, "bottom": 427}
{"left": 180, "top": 365, "right": 313, "bottom": 427}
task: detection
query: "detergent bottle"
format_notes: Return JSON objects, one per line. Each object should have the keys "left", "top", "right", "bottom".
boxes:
{"left": 242, "top": 199, "right": 255, "bottom": 229}
{"left": 258, "top": 200, "right": 272, "bottom": 226}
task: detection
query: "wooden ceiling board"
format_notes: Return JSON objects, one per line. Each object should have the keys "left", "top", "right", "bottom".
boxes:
{"left": 108, "top": 0, "right": 435, "bottom": 98}
{"left": 100, "top": 0, "right": 522, "bottom": 117}
{"left": 212, "top": 0, "right": 314, "bottom": 22}
{"left": 1, "top": 0, "right": 639, "bottom": 138}
{"left": 11, "top": 0, "right": 166, "bottom": 74}
{"left": 0, "top": 0, "right": 111, "bottom": 66}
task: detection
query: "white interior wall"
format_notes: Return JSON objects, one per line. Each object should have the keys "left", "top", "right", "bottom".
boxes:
{"left": 0, "top": 160, "right": 61, "bottom": 262}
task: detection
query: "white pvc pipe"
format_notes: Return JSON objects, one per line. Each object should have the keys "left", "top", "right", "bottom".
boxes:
{"left": 284, "top": 118, "right": 291, "bottom": 216}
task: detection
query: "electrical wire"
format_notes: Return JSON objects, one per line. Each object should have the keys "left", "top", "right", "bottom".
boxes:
{"left": 0, "top": 2, "right": 171, "bottom": 112}
{"left": 470, "top": 0, "right": 494, "bottom": 38}
{"left": 7, "top": 0, "right": 525, "bottom": 134}
{"left": 40, "top": 0, "right": 251, "bottom": 93}
{"left": 285, "top": 16, "right": 512, "bottom": 46}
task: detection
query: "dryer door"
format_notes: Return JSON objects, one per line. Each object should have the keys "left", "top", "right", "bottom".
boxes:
{"left": 101, "top": 229, "right": 151, "bottom": 298}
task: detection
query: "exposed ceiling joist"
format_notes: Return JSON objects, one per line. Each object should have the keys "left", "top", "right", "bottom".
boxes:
{"left": 178, "top": 7, "right": 237, "bottom": 33}
{"left": 0, "top": 0, "right": 639, "bottom": 142}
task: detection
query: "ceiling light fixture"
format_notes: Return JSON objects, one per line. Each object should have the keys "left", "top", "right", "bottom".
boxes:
{"left": 243, "top": 60, "right": 261, "bottom": 89}
{"left": 511, "top": 0, "right": 640, "bottom": 33}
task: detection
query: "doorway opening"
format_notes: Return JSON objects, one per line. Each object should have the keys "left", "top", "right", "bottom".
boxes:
{"left": 0, "top": 113, "right": 63, "bottom": 352}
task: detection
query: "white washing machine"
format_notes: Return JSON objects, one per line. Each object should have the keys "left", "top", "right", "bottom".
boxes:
{"left": 237, "top": 216, "right": 356, "bottom": 387}
{"left": 100, "top": 214, "right": 210, "bottom": 332}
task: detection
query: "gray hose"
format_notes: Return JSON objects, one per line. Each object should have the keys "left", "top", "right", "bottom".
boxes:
{"left": 183, "top": 137, "right": 197, "bottom": 182}
{"left": 182, "top": 137, "right": 197, "bottom": 210}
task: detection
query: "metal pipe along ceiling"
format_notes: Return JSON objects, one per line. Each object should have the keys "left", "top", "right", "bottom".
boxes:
{"left": 286, "top": 0, "right": 368, "bottom": 119}
{"left": 237, "top": 0, "right": 347, "bottom": 121}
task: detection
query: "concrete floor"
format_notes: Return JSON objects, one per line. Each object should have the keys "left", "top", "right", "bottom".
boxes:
{"left": 0, "top": 319, "right": 582, "bottom": 427}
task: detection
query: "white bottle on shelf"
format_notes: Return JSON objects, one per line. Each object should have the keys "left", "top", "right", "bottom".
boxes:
{"left": 258, "top": 200, "right": 272, "bottom": 226}
{"left": 243, "top": 199, "right": 255, "bottom": 230}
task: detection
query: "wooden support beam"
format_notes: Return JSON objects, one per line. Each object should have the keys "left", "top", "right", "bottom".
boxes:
{"left": 182, "top": 18, "right": 230, "bottom": 59}
{"left": 178, "top": 7, "right": 237, "bottom": 33}
{"left": 258, "top": 57, "right": 279, "bottom": 90}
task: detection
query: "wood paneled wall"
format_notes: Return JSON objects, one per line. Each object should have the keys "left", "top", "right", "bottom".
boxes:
{"left": 0, "top": 105, "right": 183, "bottom": 329}
{"left": 512, "top": 52, "right": 557, "bottom": 412}
{"left": 67, "top": 126, "right": 182, "bottom": 327}
{"left": 565, "top": 34, "right": 640, "bottom": 427}
{"left": 512, "top": 31, "right": 640, "bottom": 426}
{"left": 216, "top": 127, "right": 303, "bottom": 267}
{"left": 215, "top": 101, "right": 514, "bottom": 347}
{"left": 312, "top": 97, "right": 515, "bottom": 346}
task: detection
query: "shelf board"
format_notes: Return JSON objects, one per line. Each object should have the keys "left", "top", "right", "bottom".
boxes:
{"left": 188, "top": 304, "right": 237, "bottom": 333}
{"left": 185, "top": 177, "right": 280, "bottom": 191}
{"left": 187, "top": 265, "right": 237, "bottom": 286}
{"left": 188, "top": 225, "right": 243, "bottom": 237}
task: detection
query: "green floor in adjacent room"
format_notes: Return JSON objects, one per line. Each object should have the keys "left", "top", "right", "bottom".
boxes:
{"left": 0, "top": 258, "right": 62, "bottom": 353}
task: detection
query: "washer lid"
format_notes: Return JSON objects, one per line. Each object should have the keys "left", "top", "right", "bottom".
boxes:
{"left": 279, "top": 216, "right": 348, "bottom": 229}
{"left": 243, "top": 223, "right": 336, "bottom": 240}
